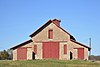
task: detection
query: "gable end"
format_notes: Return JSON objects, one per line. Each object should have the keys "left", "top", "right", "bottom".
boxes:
{"left": 29, "top": 19, "right": 76, "bottom": 41}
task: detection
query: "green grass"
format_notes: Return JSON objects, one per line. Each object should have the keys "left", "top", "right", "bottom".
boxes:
{"left": 0, "top": 60, "right": 100, "bottom": 67}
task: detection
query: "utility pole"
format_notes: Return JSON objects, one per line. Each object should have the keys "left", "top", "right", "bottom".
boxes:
{"left": 89, "top": 38, "right": 91, "bottom": 60}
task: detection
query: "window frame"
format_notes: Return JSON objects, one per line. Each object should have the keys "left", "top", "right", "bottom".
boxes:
{"left": 64, "top": 45, "right": 67, "bottom": 54}
{"left": 48, "top": 29, "right": 53, "bottom": 39}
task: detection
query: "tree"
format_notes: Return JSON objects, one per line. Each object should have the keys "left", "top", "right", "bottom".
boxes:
{"left": 89, "top": 55, "right": 100, "bottom": 61}
{"left": 0, "top": 50, "right": 9, "bottom": 60}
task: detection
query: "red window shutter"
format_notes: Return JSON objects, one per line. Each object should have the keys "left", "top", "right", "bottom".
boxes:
{"left": 64, "top": 45, "right": 67, "bottom": 54}
{"left": 48, "top": 30, "right": 53, "bottom": 39}
{"left": 34, "top": 45, "right": 37, "bottom": 54}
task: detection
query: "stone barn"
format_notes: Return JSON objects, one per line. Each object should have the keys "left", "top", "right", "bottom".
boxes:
{"left": 10, "top": 19, "right": 90, "bottom": 60}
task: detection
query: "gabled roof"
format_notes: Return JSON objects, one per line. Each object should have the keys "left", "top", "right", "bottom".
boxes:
{"left": 29, "top": 19, "right": 76, "bottom": 41}
{"left": 71, "top": 39, "right": 91, "bottom": 51}
{"left": 10, "top": 39, "right": 32, "bottom": 50}
{"left": 10, "top": 19, "right": 90, "bottom": 50}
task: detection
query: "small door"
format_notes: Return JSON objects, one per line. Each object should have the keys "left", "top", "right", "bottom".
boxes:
{"left": 78, "top": 48, "right": 84, "bottom": 60}
{"left": 32, "top": 52, "right": 35, "bottom": 60}
{"left": 17, "top": 48, "right": 27, "bottom": 60}
{"left": 70, "top": 52, "right": 73, "bottom": 60}
{"left": 43, "top": 42, "right": 59, "bottom": 59}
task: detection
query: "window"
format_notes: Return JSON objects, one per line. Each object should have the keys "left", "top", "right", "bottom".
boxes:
{"left": 48, "top": 29, "right": 53, "bottom": 39}
{"left": 34, "top": 45, "right": 37, "bottom": 54}
{"left": 64, "top": 45, "right": 67, "bottom": 54}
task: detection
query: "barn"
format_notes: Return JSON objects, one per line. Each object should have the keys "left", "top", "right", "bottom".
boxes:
{"left": 10, "top": 19, "right": 91, "bottom": 60}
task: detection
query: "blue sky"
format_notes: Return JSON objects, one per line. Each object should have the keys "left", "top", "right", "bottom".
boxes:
{"left": 0, "top": 0, "right": 100, "bottom": 55}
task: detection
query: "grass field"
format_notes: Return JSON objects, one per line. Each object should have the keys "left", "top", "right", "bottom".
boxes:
{"left": 0, "top": 60, "right": 100, "bottom": 67}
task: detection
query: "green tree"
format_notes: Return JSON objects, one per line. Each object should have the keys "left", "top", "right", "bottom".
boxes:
{"left": 0, "top": 50, "right": 9, "bottom": 60}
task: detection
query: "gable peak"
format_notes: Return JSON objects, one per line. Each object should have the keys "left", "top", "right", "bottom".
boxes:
{"left": 52, "top": 19, "right": 61, "bottom": 26}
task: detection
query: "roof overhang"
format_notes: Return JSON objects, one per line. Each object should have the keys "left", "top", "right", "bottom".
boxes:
{"left": 71, "top": 39, "right": 91, "bottom": 51}
{"left": 10, "top": 39, "right": 32, "bottom": 50}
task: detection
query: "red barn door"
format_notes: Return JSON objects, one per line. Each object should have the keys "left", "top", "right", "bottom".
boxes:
{"left": 17, "top": 48, "right": 27, "bottom": 60}
{"left": 51, "top": 42, "right": 59, "bottom": 59}
{"left": 43, "top": 42, "right": 59, "bottom": 59}
{"left": 78, "top": 48, "right": 84, "bottom": 60}
{"left": 43, "top": 42, "right": 51, "bottom": 58}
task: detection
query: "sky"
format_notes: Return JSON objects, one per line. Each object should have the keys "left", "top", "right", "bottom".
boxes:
{"left": 0, "top": 0, "right": 100, "bottom": 55}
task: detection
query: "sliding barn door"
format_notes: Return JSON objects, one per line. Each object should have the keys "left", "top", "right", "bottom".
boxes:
{"left": 43, "top": 42, "right": 59, "bottom": 59}
{"left": 78, "top": 48, "right": 84, "bottom": 60}
{"left": 17, "top": 48, "right": 27, "bottom": 60}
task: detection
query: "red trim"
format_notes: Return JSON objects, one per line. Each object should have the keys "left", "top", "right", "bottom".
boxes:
{"left": 64, "top": 45, "right": 67, "bottom": 54}
{"left": 35, "top": 40, "right": 68, "bottom": 43}
{"left": 74, "top": 48, "right": 84, "bottom": 49}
